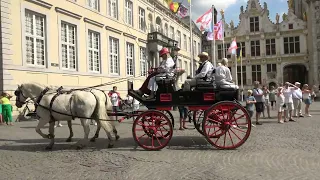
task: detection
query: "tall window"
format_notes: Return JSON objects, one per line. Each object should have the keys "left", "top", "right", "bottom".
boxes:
{"left": 140, "top": 47, "right": 147, "bottom": 76}
{"left": 267, "top": 63, "right": 277, "bottom": 79}
{"left": 124, "top": 0, "right": 133, "bottom": 26}
{"left": 164, "top": 23, "right": 168, "bottom": 36}
{"left": 109, "top": 37, "right": 119, "bottom": 74}
{"left": 87, "top": 0, "right": 99, "bottom": 11}
{"left": 198, "top": 42, "right": 201, "bottom": 54}
{"left": 284, "top": 36, "right": 300, "bottom": 54}
{"left": 237, "top": 66, "right": 247, "bottom": 85}
{"left": 188, "top": 37, "right": 191, "bottom": 52}
{"left": 126, "top": 42, "right": 134, "bottom": 76}
{"left": 218, "top": 44, "right": 231, "bottom": 59}
{"left": 169, "top": 26, "right": 174, "bottom": 39}
{"left": 108, "top": 0, "right": 118, "bottom": 19}
{"left": 225, "top": 43, "right": 231, "bottom": 58}
{"left": 183, "top": 34, "right": 187, "bottom": 50}
{"left": 266, "top": 39, "right": 276, "bottom": 55}
{"left": 250, "top": 40, "right": 260, "bottom": 57}
{"left": 250, "top": 16, "right": 259, "bottom": 32}
{"left": 61, "top": 22, "right": 77, "bottom": 70}
{"left": 217, "top": 45, "right": 223, "bottom": 59}
{"left": 184, "top": 61, "right": 188, "bottom": 80}
{"left": 88, "top": 31, "right": 100, "bottom": 72}
{"left": 178, "top": 59, "right": 182, "bottom": 82}
{"left": 252, "top": 65, "right": 261, "bottom": 83}
{"left": 193, "top": 40, "right": 196, "bottom": 56}
{"left": 138, "top": 7, "right": 145, "bottom": 31}
{"left": 25, "top": 10, "right": 46, "bottom": 66}
{"left": 176, "top": 31, "right": 181, "bottom": 48}
{"left": 236, "top": 42, "right": 246, "bottom": 57}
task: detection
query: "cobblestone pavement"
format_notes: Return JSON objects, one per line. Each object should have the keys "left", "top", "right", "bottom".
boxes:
{"left": 1, "top": 103, "right": 320, "bottom": 180}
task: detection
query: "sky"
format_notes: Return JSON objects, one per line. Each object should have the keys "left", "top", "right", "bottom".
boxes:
{"left": 181, "top": 0, "right": 289, "bottom": 25}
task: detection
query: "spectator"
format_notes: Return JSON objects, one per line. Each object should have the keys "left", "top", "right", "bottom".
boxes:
{"left": 276, "top": 87, "right": 285, "bottom": 124}
{"left": 262, "top": 86, "right": 271, "bottom": 118}
{"left": 292, "top": 82, "right": 303, "bottom": 117}
{"left": 252, "top": 81, "right": 264, "bottom": 125}
{"left": 283, "top": 82, "right": 298, "bottom": 122}
{"left": 178, "top": 85, "right": 188, "bottom": 130}
{"left": 245, "top": 90, "right": 256, "bottom": 127}
{"left": 269, "top": 86, "right": 276, "bottom": 110}
{"left": 0, "top": 93, "right": 3, "bottom": 125}
{"left": 0, "top": 92, "right": 13, "bottom": 126}
{"left": 302, "top": 84, "right": 312, "bottom": 117}
{"left": 108, "top": 86, "right": 122, "bottom": 112}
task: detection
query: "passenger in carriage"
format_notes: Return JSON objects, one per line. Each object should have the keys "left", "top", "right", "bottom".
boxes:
{"left": 182, "top": 52, "right": 214, "bottom": 91}
{"left": 145, "top": 47, "right": 175, "bottom": 99}
{"left": 215, "top": 58, "right": 233, "bottom": 84}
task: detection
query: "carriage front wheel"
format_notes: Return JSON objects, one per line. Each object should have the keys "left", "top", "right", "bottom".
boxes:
{"left": 202, "top": 101, "right": 251, "bottom": 150}
{"left": 132, "top": 110, "right": 173, "bottom": 150}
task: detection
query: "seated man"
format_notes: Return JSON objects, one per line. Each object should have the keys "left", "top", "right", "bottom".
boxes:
{"left": 183, "top": 52, "right": 214, "bottom": 91}
{"left": 146, "top": 47, "right": 175, "bottom": 99}
{"left": 215, "top": 58, "right": 233, "bottom": 84}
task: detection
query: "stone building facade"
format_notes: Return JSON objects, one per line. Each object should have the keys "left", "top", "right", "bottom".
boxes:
{"left": 203, "top": 0, "right": 311, "bottom": 90}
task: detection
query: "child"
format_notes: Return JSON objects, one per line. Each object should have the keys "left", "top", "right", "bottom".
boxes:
{"left": 246, "top": 90, "right": 256, "bottom": 127}
{"left": 0, "top": 92, "right": 13, "bottom": 125}
{"left": 0, "top": 93, "right": 3, "bottom": 125}
{"left": 276, "top": 87, "right": 285, "bottom": 123}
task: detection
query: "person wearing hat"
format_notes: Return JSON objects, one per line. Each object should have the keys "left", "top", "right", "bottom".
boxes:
{"left": 183, "top": 52, "right": 214, "bottom": 91}
{"left": 215, "top": 58, "right": 233, "bottom": 84}
{"left": 146, "top": 47, "right": 175, "bottom": 99}
{"left": 292, "top": 82, "right": 303, "bottom": 117}
{"left": 282, "top": 82, "right": 299, "bottom": 122}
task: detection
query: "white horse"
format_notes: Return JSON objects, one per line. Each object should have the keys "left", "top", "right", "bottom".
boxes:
{"left": 15, "top": 82, "right": 117, "bottom": 150}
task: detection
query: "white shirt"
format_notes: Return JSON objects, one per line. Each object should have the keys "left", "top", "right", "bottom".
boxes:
{"left": 277, "top": 94, "right": 285, "bottom": 105}
{"left": 194, "top": 61, "right": 214, "bottom": 80}
{"left": 158, "top": 57, "right": 175, "bottom": 75}
{"left": 110, "top": 93, "right": 119, "bottom": 106}
{"left": 215, "top": 65, "right": 232, "bottom": 82}
{"left": 302, "top": 92, "right": 310, "bottom": 99}
{"left": 283, "top": 87, "right": 294, "bottom": 103}
{"left": 292, "top": 88, "right": 302, "bottom": 99}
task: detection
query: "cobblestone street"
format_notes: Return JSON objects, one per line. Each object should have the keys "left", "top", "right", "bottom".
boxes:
{"left": 1, "top": 103, "right": 320, "bottom": 180}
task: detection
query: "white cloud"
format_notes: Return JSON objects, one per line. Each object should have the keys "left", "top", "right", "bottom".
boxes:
{"left": 191, "top": 0, "right": 238, "bottom": 21}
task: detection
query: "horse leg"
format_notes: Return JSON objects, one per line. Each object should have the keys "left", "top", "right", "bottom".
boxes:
{"left": 66, "top": 120, "right": 73, "bottom": 142}
{"left": 45, "top": 121, "right": 56, "bottom": 150}
{"left": 112, "top": 125, "right": 120, "bottom": 140}
{"left": 35, "top": 118, "right": 50, "bottom": 138}
{"left": 74, "top": 119, "right": 90, "bottom": 149}
{"left": 98, "top": 120, "right": 115, "bottom": 148}
{"left": 90, "top": 120, "right": 101, "bottom": 142}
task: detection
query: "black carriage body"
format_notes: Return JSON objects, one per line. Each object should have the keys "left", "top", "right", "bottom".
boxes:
{"left": 128, "top": 79, "right": 239, "bottom": 109}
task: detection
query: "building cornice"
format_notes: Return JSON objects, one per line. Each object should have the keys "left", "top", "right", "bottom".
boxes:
{"left": 84, "top": 18, "right": 104, "bottom": 28}
{"left": 55, "top": 7, "right": 82, "bottom": 20}
{"left": 105, "top": 26, "right": 122, "bottom": 34}
{"left": 25, "top": 0, "right": 53, "bottom": 9}
{"left": 123, "top": 33, "right": 137, "bottom": 39}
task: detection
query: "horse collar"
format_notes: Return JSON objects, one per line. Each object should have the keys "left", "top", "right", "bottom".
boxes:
{"left": 35, "top": 87, "right": 50, "bottom": 107}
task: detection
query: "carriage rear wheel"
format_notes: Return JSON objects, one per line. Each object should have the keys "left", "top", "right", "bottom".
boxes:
{"left": 193, "top": 110, "right": 204, "bottom": 135}
{"left": 202, "top": 101, "right": 251, "bottom": 150}
{"left": 132, "top": 110, "right": 173, "bottom": 150}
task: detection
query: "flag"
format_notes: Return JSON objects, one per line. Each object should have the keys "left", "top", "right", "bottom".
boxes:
{"left": 228, "top": 39, "right": 237, "bottom": 55}
{"left": 206, "top": 20, "right": 224, "bottom": 41}
{"left": 237, "top": 47, "right": 242, "bottom": 61}
{"left": 187, "top": 0, "right": 190, "bottom": 3}
{"left": 169, "top": 2, "right": 180, "bottom": 13}
{"left": 178, "top": 4, "right": 188, "bottom": 18}
{"left": 196, "top": 8, "right": 213, "bottom": 32}
{"left": 164, "top": 0, "right": 172, "bottom": 5}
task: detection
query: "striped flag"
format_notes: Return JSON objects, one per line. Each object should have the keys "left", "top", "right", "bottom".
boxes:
{"left": 196, "top": 8, "right": 213, "bottom": 32}
{"left": 228, "top": 39, "right": 237, "bottom": 55}
{"left": 206, "top": 20, "right": 223, "bottom": 41}
{"left": 169, "top": 2, "right": 180, "bottom": 13}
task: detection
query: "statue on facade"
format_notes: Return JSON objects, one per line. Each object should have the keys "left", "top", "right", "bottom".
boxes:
{"left": 282, "top": 13, "right": 287, "bottom": 21}
{"left": 264, "top": 2, "right": 268, "bottom": 10}
{"left": 251, "top": 1, "right": 256, "bottom": 9}
{"left": 288, "top": 0, "right": 293, "bottom": 10}
{"left": 230, "top": 20, "right": 234, "bottom": 29}
{"left": 276, "top": 13, "right": 280, "bottom": 23}
{"left": 303, "top": 11, "right": 307, "bottom": 21}
{"left": 240, "top": 6, "right": 243, "bottom": 13}
{"left": 220, "top": 9, "right": 225, "bottom": 19}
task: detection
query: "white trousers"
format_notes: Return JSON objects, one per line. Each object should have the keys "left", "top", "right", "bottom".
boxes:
{"left": 147, "top": 76, "right": 158, "bottom": 91}
{"left": 292, "top": 98, "right": 302, "bottom": 116}
{"left": 183, "top": 79, "right": 197, "bottom": 91}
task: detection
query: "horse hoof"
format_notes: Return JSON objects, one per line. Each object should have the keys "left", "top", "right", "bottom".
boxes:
{"left": 115, "top": 135, "right": 120, "bottom": 141}
{"left": 107, "top": 144, "right": 114, "bottom": 148}
{"left": 66, "top": 138, "right": 72, "bottom": 142}
{"left": 76, "top": 145, "right": 84, "bottom": 150}
{"left": 90, "top": 138, "right": 96, "bottom": 142}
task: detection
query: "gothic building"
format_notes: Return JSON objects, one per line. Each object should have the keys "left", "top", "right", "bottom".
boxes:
{"left": 202, "top": 0, "right": 312, "bottom": 89}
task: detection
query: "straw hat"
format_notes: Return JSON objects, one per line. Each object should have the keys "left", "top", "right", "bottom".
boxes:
{"left": 198, "top": 52, "right": 209, "bottom": 59}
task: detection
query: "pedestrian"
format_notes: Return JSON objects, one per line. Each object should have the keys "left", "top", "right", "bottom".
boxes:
{"left": 108, "top": 86, "right": 122, "bottom": 112}
{"left": 276, "top": 87, "right": 285, "bottom": 124}
{"left": 269, "top": 86, "right": 276, "bottom": 110}
{"left": 292, "top": 82, "right": 303, "bottom": 117}
{"left": 302, "top": 84, "right": 312, "bottom": 117}
{"left": 262, "top": 86, "right": 271, "bottom": 118}
{"left": 0, "top": 92, "right": 13, "bottom": 126}
{"left": 178, "top": 85, "right": 188, "bottom": 130}
{"left": 252, "top": 81, "right": 264, "bottom": 125}
{"left": 283, "top": 82, "right": 297, "bottom": 122}
{"left": 54, "top": 121, "right": 63, "bottom": 128}
{"left": 245, "top": 90, "right": 256, "bottom": 127}
{"left": 0, "top": 93, "right": 3, "bottom": 125}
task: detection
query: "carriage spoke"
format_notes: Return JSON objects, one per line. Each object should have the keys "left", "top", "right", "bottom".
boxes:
{"left": 227, "top": 130, "right": 234, "bottom": 147}
{"left": 229, "top": 128, "right": 242, "bottom": 141}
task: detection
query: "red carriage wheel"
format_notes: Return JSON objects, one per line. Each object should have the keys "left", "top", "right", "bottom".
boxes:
{"left": 132, "top": 110, "right": 173, "bottom": 150}
{"left": 202, "top": 101, "right": 251, "bottom": 150}
{"left": 193, "top": 110, "right": 204, "bottom": 135}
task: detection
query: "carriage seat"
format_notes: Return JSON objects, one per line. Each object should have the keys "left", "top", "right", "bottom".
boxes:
{"left": 195, "top": 80, "right": 238, "bottom": 91}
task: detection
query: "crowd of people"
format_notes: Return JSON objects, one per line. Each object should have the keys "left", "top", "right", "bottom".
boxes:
{"left": 246, "top": 81, "right": 316, "bottom": 125}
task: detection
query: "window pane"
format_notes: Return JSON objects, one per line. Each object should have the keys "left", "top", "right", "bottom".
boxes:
{"left": 252, "top": 65, "right": 256, "bottom": 71}
{"left": 295, "top": 42, "right": 300, "bottom": 53}
{"left": 267, "top": 64, "right": 271, "bottom": 72}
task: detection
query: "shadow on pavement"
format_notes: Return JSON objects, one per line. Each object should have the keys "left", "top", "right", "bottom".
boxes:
{"left": 0, "top": 136, "right": 219, "bottom": 152}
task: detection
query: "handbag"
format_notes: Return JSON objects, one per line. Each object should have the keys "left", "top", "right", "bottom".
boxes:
{"left": 282, "top": 104, "right": 286, "bottom": 108}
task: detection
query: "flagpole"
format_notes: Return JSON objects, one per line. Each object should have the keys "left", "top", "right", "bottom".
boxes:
{"left": 189, "top": 0, "right": 194, "bottom": 76}
{"left": 240, "top": 44, "right": 244, "bottom": 101}
{"left": 220, "top": 10, "right": 225, "bottom": 58}
{"left": 211, "top": 5, "right": 216, "bottom": 66}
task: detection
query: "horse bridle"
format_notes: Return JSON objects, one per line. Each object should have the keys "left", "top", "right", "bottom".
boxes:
{"left": 14, "top": 86, "right": 29, "bottom": 105}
